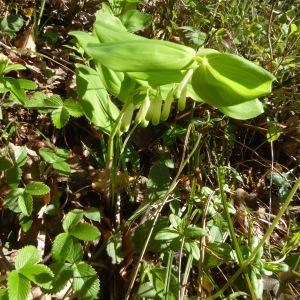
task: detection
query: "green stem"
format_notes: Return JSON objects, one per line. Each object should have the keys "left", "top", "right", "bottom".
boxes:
{"left": 217, "top": 167, "right": 256, "bottom": 300}
{"left": 208, "top": 176, "right": 300, "bottom": 300}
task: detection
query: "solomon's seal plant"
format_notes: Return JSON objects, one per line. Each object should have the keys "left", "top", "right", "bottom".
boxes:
{"left": 70, "top": 4, "right": 275, "bottom": 138}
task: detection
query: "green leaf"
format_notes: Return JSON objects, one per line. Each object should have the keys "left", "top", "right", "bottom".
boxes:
{"left": 69, "top": 223, "right": 101, "bottom": 241}
{"left": 84, "top": 208, "right": 101, "bottom": 222}
{"left": 0, "top": 15, "right": 24, "bottom": 33}
{"left": 19, "top": 215, "right": 33, "bottom": 232}
{"left": 63, "top": 209, "right": 84, "bottom": 232}
{"left": 147, "top": 161, "right": 170, "bottom": 200}
{"left": 51, "top": 107, "right": 70, "bottom": 129}
{"left": 53, "top": 161, "right": 71, "bottom": 175}
{"left": 6, "top": 166, "right": 22, "bottom": 187}
{"left": 4, "top": 77, "right": 26, "bottom": 104}
{"left": 192, "top": 53, "right": 275, "bottom": 107}
{"left": 184, "top": 226, "right": 208, "bottom": 238}
{"left": 72, "top": 262, "right": 100, "bottom": 300}
{"left": 106, "top": 232, "right": 123, "bottom": 265}
{"left": 4, "top": 63, "right": 26, "bottom": 74}
{"left": 63, "top": 98, "right": 84, "bottom": 117}
{"left": 15, "top": 245, "right": 41, "bottom": 270}
{"left": 219, "top": 99, "right": 264, "bottom": 120}
{"left": 76, "top": 64, "right": 119, "bottom": 133}
{"left": 20, "top": 264, "right": 54, "bottom": 289}
{"left": 52, "top": 233, "right": 83, "bottom": 262}
{"left": 0, "top": 157, "right": 13, "bottom": 171}
{"left": 13, "top": 146, "right": 27, "bottom": 167}
{"left": 250, "top": 269, "right": 263, "bottom": 299}
{"left": 4, "top": 188, "right": 24, "bottom": 213}
{"left": 45, "top": 95, "right": 64, "bottom": 107}
{"left": 87, "top": 40, "right": 195, "bottom": 72}
{"left": 282, "top": 232, "right": 300, "bottom": 254}
{"left": 17, "top": 193, "right": 33, "bottom": 216}
{"left": 17, "top": 79, "right": 37, "bottom": 90}
{"left": 184, "top": 240, "right": 200, "bottom": 260}
{"left": 25, "top": 182, "right": 50, "bottom": 196}
{"left": 266, "top": 124, "right": 282, "bottom": 142}
{"left": 7, "top": 271, "right": 30, "bottom": 300}
{"left": 47, "top": 262, "right": 73, "bottom": 294}
{"left": 38, "top": 147, "right": 69, "bottom": 163}
{"left": 146, "top": 267, "right": 178, "bottom": 300}
{"left": 0, "top": 288, "right": 8, "bottom": 300}
{"left": 155, "top": 228, "right": 180, "bottom": 240}
{"left": 120, "top": 9, "right": 152, "bottom": 32}
{"left": 263, "top": 262, "right": 289, "bottom": 273}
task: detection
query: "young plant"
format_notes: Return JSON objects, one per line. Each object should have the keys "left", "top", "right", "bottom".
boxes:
{"left": 38, "top": 147, "right": 71, "bottom": 176}
{"left": 25, "top": 92, "right": 83, "bottom": 129}
{"left": 48, "top": 209, "right": 101, "bottom": 299}
{"left": 0, "top": 58, "right": 37, "bottom": 109}
{"left": 2, "top": 245, "right": 54, "bottom": 300}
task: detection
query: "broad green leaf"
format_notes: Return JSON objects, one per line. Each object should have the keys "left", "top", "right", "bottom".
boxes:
{"left": 155, "top": 228, "right": 180, "bottom": 240}
{"left": 192, "top": 53, "right": 275, "bottom": 107}
{"left": 69, "top": 223, "right": 100, "bottom": 241}
{"left": 13, "top": 146, "right": 27, "bottom": 167}
{"left": 0, "top": 15, "right": 24, "bottom": 33}
{"left": 4, "top": 188, "right": 24, "bottom": 213}
{"left": 17, "top": 79, "right": 37, "bottom": 90}
{"left": 133, "top": 217, "right": 170, "bottom": 252}
{"left": 48, "top": 262, "right": 73, "bottom": 293}
{"left": 76, "top": 64, "right": 119, "bottom": 133}
{"left": 63, "top": 209, "right": 84, "bottom": 232}
{"left": 53, "top": 161, "right": 71, "bottom": 175}
{"left": 147, "top": 161, "right": 170, "bottom": 200}
{"left": 93, "top": 10, "right": 137, "bottom": 43}
{"left": 39, "top": 147, "right": 63, "bottom": 163}
{"left": 0, "top": 288, "right": 8, "bottom": 299}
{"left": 52, "top": 233, "right": 73, "bottom": 261}
{"left": 219, "top": 99, "right": 264, "bottom": 119}
{"left": 169, "top": 214, "right": 182, "bottom": 228}
{"left": 184, "top": 226, "right": 208, "bottom": 238}
{"left": 15, "top": 245, "right": 41, "bottom": 270}
{"left": 25, "top": 92, "right": 48, "bottom": 108}
{"left": 147, "top": 267, "right": 178, "bottom": 300}
{"left": 106, "top": 232, "right": 123, "bottom": 264}
{"left": 66, "top": 239, "right": 84, "bottom": 263}
{"left": 87, "top": 40, "right": 195, "bottom": 72}
{"left": 17, "top": 193, "right": 33, "bottom": 216}
{"left": 45, "top": 95, "right": 64, "bottom": 107}
{"left": 72, "top": 262, "right": 100, "bottom": 300}
{"left": 120, "top": 9, "right": 152, "bottom": 32}
{"left": 4, "top": 77, "right": 26, "bottom": 104}
{"left": 52, "top": 233, "right": 83, "bottom": 263}
{"left": 20, "top": 264, "right": 54, "bottom": 289}
{"left": 0, "top": 157, "right": 13, "bottom": 171}
{"left": 6, "top": 167, "right": 22, "bottom": 187}
{"left": 4, "top": 63, "right": 26, "bottom": 73}
{"left": 138, "top": 282, "right": 156, "bottom": 298}
{"left": 19, "top": 215, "right": 33, "bottom": 232}
{"left": 84, "top": 207, "right": 101, "bottom": 222}
{"left": 95, "top": 64, "right": 136, "bottom": 102}
{"left": 39, "top": 147, "right": 69, "bottom": 164}
{"left": 7, "top": 271, "right": 30, "bottom": 300}
{"left": 51, "top": 107, "right": 70, "bottom": 128}
{"left": 25, "top": 182, "right": 50, "bottom": 196}
{"left": 63, "top": 98, "right": 83, "bottom": 117}
{"left": 69, "top": 31, "right": 99, "bottom": 56}
{"left": 185, "top": 240, "right": 200, "bottom": 260}
{"left": 128, "top": 70, "right": 184, "bottom": 85}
